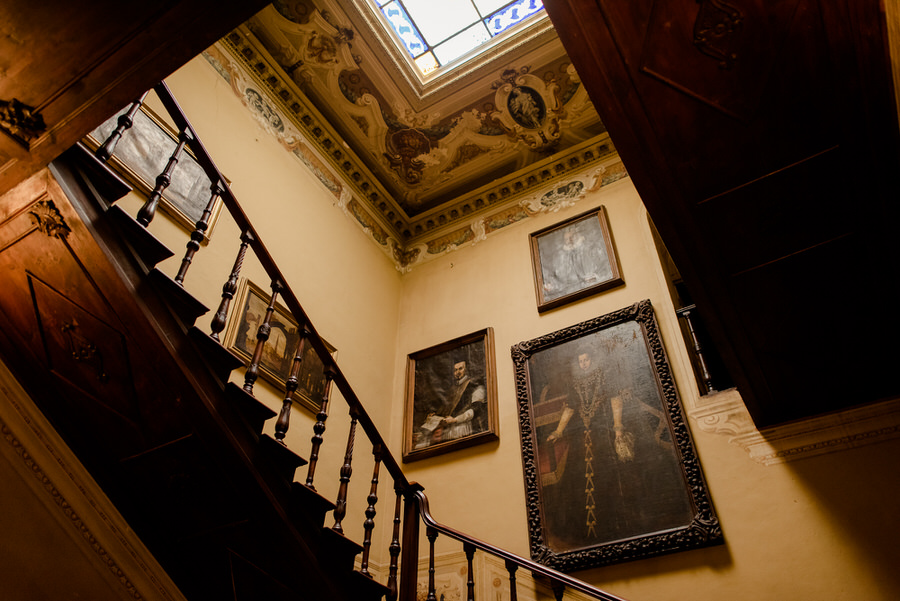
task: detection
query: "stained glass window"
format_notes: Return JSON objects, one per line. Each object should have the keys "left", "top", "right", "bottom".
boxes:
{"left": 372, "top": 0, "right": 545, "bottom": 76}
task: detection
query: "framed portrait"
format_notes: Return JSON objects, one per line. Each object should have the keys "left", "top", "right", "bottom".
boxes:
{"left": 403, "top": 328, "right": 499, "bottom": 463}
{"left": 529, "top": 206, "right": 624, "bottom": 313}
{"left": 87, "top": 104, "right": 224, "bottom": 239}
{"left": 511, "top": 300, "right": 721, "bottom": 570}
{"left": 223, "top": 279, "right": 336, "bottom": 413}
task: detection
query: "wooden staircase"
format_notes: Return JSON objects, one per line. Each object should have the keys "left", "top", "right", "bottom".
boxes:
{"left": 0, "top": 144, "right": 390, "bottom": 601}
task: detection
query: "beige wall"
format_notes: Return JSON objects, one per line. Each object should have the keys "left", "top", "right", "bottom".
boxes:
{"left": 134, "top": 53, "right": 900, "bottom": 600}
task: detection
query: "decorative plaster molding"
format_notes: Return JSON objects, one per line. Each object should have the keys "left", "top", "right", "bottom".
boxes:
{"left": 0, "top": 360, "right": 187, "bottom": 601}
{"left": 203, "top": 42, "right": 629, "bottom": 274}
{"left": 686, "top": 387, "right": 900, "bottom": 465}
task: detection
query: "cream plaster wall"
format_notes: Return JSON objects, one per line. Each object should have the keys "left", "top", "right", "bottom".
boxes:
{"left": 116, "top": 51, "right": 900, "bottom": 601}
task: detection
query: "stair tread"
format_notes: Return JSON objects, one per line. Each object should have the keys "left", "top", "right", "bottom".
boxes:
{"left": 189, "top": 326, "right": 245, "bottom": 381}
{"left": 148, "top": 268, "right": 209, "bottom": 326}
{"left": 107, "top": 204, "right": 175, "bottom": 268}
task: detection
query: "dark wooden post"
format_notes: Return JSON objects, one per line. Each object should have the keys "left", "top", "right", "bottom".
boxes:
{"left": 398, "top": 483, "right": 424, "bottom": 601}
{"left": 243, "top": 280, "right": 283, "bottom": 394}
{"left": 95, "top": 92, "right": 149, "bottom": 162}
{"left": 331, "top": 407, "right": 359, "bottom": 534}
{"left": 275, "top": 325, "right": 310, "bottom": 443}
{"left": 359, "top": 444, "right": 382, "bottom": 576}
{"left": 677, "top": 304, "right": 716, "bottom": 394}
{"left": 210, "top": 230, "right": 253, "bottom": 340}
{"left": 463, "top": 542, "right": 476, "bottom": 601}
{"left": 426, "top": 526, "right": 438, "bottom": 601}
{"left": 305, "top": 364, "right": 335, "bottom": 490}
{"left": 175, "top": 179, "right": 223, "bottom": 285}
{"left": 137, "top": 128, "right": 191, "bottom": 226}
{"left": 386, "top": 487, "right": 403, "bottom": 601}
{"left": 504, "top": 560, "right": 518, "bottom": 601}
{"left": 551, "top": 579, "right": 566, "bottom": 601}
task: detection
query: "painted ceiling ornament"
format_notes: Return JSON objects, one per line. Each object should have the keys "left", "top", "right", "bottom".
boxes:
{"left": 490, "top": 67, "right": 564, "bottom": 152}
{"left": 384, "top": 128, "right": 433, "bottom": 185}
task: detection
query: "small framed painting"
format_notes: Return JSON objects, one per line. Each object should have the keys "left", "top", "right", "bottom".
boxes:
{"left": 511, "top": 300, "right": 722, "bottom": 570}
{"left": 223, "top": 279, "right": 335, "bottom": 413}
{"left": 529, "top": 206, "right": 624, "bottom": 313}
{"left": 403, "top": 328, "right": 499, "bottom": 463}
{"left": 88, "top": 105, "right": 223, "bottom": 239}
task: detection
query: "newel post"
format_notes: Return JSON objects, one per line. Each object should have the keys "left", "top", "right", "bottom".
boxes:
{"left": 398, "top": 483, "right": 425, "bottom": 601}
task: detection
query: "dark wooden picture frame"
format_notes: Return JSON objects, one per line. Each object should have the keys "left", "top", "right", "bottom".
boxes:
{"left": 223, "top": 279, "right": 335, "bottom": 413}
{"left": 87, "top": 105, "right": 223, "bottom": 239}
{"left": 529, "top": 206, "right": 624, "bottom": 313}
{"left": 511, "top": 300, "right": 721, "bottom": 570}
{"left": 403, "top": 328, "right": 499, "bottom": 463}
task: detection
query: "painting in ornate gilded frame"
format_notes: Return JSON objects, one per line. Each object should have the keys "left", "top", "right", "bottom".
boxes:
{"left": 511, "top": 300, "right": 721, "bottom": 570}
{"left": 529, "top": 206, "right": 623, "bottom": 313}
{"left": 87, "top": 105, "right": 223, "bottom": 239}
{"left": 223, "top": 279, "right": 335, "bottom": 413}
{"left": 403, "top": 328, "right": 499, "bottom": 463}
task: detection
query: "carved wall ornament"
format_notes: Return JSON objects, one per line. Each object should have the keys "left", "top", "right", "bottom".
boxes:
{"left": 0, "top": 97, "right": 47, "bottom": 146}
{"left": 29, "top": 199, "right": 72, "bottom": 240}
{"left": 693, "top": 0, "right": 744, "bottom": 69}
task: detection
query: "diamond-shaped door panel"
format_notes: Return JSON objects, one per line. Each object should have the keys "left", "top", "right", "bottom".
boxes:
{"left": 31, "top": 274, "right": 142, "bottom": 427}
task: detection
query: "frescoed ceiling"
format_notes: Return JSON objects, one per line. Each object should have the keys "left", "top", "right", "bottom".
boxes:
{"left": 225, "top": 0, "right": 615, "bottom": 245}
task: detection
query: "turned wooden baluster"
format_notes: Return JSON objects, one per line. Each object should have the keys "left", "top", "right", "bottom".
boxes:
{"left": 677, "top": 304, "right": 716, "bottom": 394}
{"left": 464, "top": 542, "right": 476, "bottom": 601}
{"left": 305, "top": 365, "right": 335, "bottom": 490}
{"left": 551, "top": 579, "right": 566, "bottom": 601}
{"left": 210, "top": 230, "right": 253, "bottom": 341}
{"left": 275, "top": 324, "right": 310, "bottom": 443}
{"left": 359, "top": 444, "right": 382, "bottom": 577}
{"left": 332, "top": 407, "right": 359, "bottom": 534}
{"left": 243, "top": 280, "right": 283, "bottom": 394}
{"left": 426, "top": 526, "right": 438, "bottom": 601}
{"left": 175, "top": 179, "right": 223, "bottom": 285}
{"left": 386, "top": 488, "right": 403, "bottom": 601}
{"left": 95, "top": 92, "right": 149, "bottom": 162}
{"left": 505, "top": 560, "right": 518, "bottom": 601}
{"left": 137, "top": 128, "right": 192, "bottom": 226}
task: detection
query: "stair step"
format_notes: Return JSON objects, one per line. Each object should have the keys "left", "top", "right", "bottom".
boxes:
{"left": 107, "top": 204, "right": 175, "bottom": 269}
{"left": 347, "top": 569, "right": 392, "bottom": 600}
{"left": 320, "top": 527, "right": 364, "bottom": 572}
{"left": 189, "top": 326, "right": 245, "bottom": 382}
{"left": 65, "top": 142, "right": 133, "bottom": 207}
{"left": 257, "top": 433, "right": 307, "bottom": 490}
{"left": 148, "top": 268, "right": 209, "bottom": 327}
{"left": 290, "top": 481, "right": 336, "bottom": 528}
{"left": 225, "top": 382, "right": 277, "bottom": 436}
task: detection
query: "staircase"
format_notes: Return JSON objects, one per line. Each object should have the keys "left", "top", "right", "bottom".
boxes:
{"left": 0, "top": 84, "right": 630, "bottom": 601}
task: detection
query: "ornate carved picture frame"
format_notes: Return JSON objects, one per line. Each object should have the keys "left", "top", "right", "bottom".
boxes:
{"left": 403, "top": 328, "right": 499, "bottom": 463}
{"left": 529, "top": 206, "right": 624, "bottom": 313}
{"left": 223, "top": 279, "right": 335, "bottom": 413}
{"left": 511, "top": 300, "right": 721, "bottom": 570}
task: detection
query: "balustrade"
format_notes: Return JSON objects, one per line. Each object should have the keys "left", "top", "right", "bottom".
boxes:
{"left": 93, "top": 81, "right": 633, "bottom": 601}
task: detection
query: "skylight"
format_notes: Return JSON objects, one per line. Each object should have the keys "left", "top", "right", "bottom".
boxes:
{"left": 371, "top": 0, "right": 545, "bottom": 77}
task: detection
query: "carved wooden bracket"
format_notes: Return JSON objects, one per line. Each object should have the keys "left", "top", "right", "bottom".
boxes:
{"left": 693, "top": 0, "right": 744, "bottom": 69}
{"left": 0, "top": 98, "right": 47, "bottom": 147}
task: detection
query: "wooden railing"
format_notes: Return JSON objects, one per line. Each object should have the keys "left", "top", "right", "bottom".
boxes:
{"left": 94, "top": 81, "right": 630, "bottom": 601}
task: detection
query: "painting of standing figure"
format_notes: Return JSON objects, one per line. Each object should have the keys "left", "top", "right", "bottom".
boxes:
{"left": 512, "top": 300, "right": 722, "bottom": 570}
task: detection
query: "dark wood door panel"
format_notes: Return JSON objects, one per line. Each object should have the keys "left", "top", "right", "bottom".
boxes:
{"left": 545, "top": 0, "right": 900, "bottom": 425}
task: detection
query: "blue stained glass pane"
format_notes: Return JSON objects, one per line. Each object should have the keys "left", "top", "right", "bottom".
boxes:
{"left": 485, "top": 0, "right": 543, "bottom": 36}
{"left": 381, "top": 1, "right": 429, "bottom": 57}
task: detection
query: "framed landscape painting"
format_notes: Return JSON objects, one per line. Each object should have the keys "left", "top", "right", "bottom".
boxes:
{"left": 403, "top": 328, "right": 499, "bottom": 463}
{"left": 530, "top": 206, "right": 623, "bottom": 313}
{"left": 511, "top": 300, "right": 721, "bottom": 570}
{"left": 223, "top": 279, "right": 335, "bottom": 413}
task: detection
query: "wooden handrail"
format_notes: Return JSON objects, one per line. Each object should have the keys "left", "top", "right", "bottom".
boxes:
{"left": 104, "top": 83, "right": 630, "bottom": 601}
{"left": 413, "top": 490, "right": 628, "bottom": 601}
{"left": 151, "top": 82, "right": 413, "bottom": 494}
